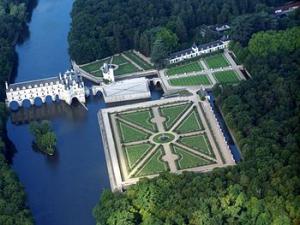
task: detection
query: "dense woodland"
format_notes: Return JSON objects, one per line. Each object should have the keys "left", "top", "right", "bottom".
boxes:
{"left": 0, "top": 0, "right": 35, "bottom": 224}
{"left": 69, "top": 0, "right": 292, "bottom": 64}
{"left": 93, "top": 25, "right": 300, "bottom": 225}
{"left": 87, "top": 2, "right": 300, "bottom": 223}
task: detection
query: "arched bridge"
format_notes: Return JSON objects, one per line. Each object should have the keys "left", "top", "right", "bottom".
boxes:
{"left": 6, "top": 70, "right": 86, "bottom": 108}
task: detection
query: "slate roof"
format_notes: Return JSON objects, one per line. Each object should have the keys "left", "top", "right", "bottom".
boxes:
{"left": 169, "top": 40, "right": 225, "bottom": 59}
{"left": 9, "top": 77, "right": 60, "bottom": 90}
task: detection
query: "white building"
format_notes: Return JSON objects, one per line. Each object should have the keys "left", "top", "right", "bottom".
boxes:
{"left": 168, "top": 39, "right": 230, "bottom": 64}
{"left": 92, "top": 77, "right": 151, "bottom": 103}
{"left": 6, "top": 70, "right": 86, "bottom": 107}
{"left": 101, "top": 63, "right": 115, "bottom": 83}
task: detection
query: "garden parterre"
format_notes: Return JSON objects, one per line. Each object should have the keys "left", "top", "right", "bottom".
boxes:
{"left": 100, "top": 96, "right": 235, "bottom": 190}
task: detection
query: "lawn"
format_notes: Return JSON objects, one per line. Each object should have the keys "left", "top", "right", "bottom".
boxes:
{"left": 123, "top": 51, "right": 153, "bottom": 70}
{"left": 175, "top": 108, "right": 204, "bottom": 133}
{"left": 135, "top": 147, "right": 168, "bottom": 176}
{"left": 172, "top": 145, "right": 212, "bottom": 170}
{"left": 124, "top": 143, "right": 153, "bottom": 169}
{"left": 213, "top": 70, "right": 240, "bottom": 84}
{"left": 91, "top": 70, "right": 103, "bottom": 77}
{"left": 119, "top": 109, "right": 157, "bottom": 132}
{"left": 204, "top": 53, "right": 229, "bottom": 69}
{"left": 166, "top": 61, "right": 203, "bottom": 76}
{"left": 160, "top": 103, "right": 191, "bottom": 130}
{"left": 114, "top": 62, "right": 140, "bottom": 76}
{"left": 112, "top": 54, "right": 128, "bottom": 65}
{"left": 118, "top": 120, "right": 150, "bottom": 143}
{"left": 80, "top": 57, "right": 110, "bottom": 73}
{"left": 169, "top": 75, "right": 211, "bottom": 86}
{"left": 179, "top": 134, "right": 215, "bottom": 158}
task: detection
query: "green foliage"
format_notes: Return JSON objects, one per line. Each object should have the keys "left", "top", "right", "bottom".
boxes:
{"left": 29, "top": 120, "right": 57, "bottom": 155}
{"left": 0, "top": 0, "right": 35, "bottom": 223}
{"left": 69, "top": 0, "right": 289, "bottom": 64}
{"left": 94, "top": 26, "right": 300, "bottom": 225}
{"left": 248, "top": 26, "right": 300, "bottom": 57}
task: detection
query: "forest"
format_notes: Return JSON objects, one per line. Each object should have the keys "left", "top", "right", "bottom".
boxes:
{"left": 69, "top": 0, "right": 292, "bottom": 64}
{"left": 93, "top": 18, "right": 300, "bottom": 225}
{"left": 0, "top": 0, "right": 35, "bottom": 224}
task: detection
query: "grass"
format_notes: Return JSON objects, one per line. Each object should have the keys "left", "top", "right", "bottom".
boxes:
{"left": 119, "top": 109, "right": 157, "bottom": 132}
{"left": 169, "top": 75, "right": 211, "bottom": 86}
{"left": 204, "top": 53, "right": 229, "bottom": 69}
{"left": 172, "top": 145, "right": 213, "bottom": 170}
{"left": 153, "top": 133, "right": 175, "bottom": 144}
{"left": 166, "top": 61, "right": 203, "bottom": 76}
{"left": 175, "top": 108, "right": 204, "bottom": 133}
{"left": 118, "top": 120, "right": 150, "bottom": 143}
{"left": 135, "top": 147, "right": 168, "bottom": 177}
{"left": 80, "top": 58, "right": 110, "bottom": 73}
{"left": 124, "top": 143, "right": 153, "bottom": 169}
{"left": 213, "top": 70, "right": 240, "bottom": 84}
{"left": 91, "top": 70, "right": 103, "bottom": 77}
{"left": 114, "top": 62, "right": 140, "bottom": 75}
{"left": 179, "top": 134, "right": 215, "bottom": 158}
{"left": 112, "top": 54, "right": 128, "bottom": 65}
{"left": 123, "top": 51, "right": 153, "bottom": 70}
{"left": 160, "top": 103, "right": 191, "bottom": 130}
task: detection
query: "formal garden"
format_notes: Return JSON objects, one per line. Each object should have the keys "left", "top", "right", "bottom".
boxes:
{"left": 213, "top": 70, "right": 240, "bottom": 84}
{"left": 166, "top": 61, "right": 203, "bottom": 76}
{"left": 166, "top": 52, "right": 244, "bottom": 87}
{"left": 168, "top": 74, "right": 211, "bottom": 86}
{"left": 78, "top": 51, "right": 153, "bottom": 77}
{"left": 204, "top": 53, "right": 229, "bottom": 69}
{"left": 108, "top": 100, "right": 222, "bottom": 182}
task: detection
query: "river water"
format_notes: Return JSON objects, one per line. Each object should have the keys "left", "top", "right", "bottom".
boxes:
{"left": 6, "top": 0, "right": 162, "bottom": 225}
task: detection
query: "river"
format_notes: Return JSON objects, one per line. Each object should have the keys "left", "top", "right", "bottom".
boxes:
{"left": 6, "top": 0, "right": 162, "bottom": 225}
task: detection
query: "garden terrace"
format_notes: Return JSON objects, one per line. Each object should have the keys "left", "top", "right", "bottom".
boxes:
{"left": 99, "top": 96, "right": 235, "bottom": 190}
{"left": 213, "top": 70, "right": 241, "bottom": 84}
{"left": 123, "top": 51, "right": 154, "bottom": 70}
{"left": 168, "top": 75, "right": 211, "bottom": 86}
{"left": 166, "top": 61, "right": 203, "bottom": 76}
{"left": 204, "top": 53, "right": 229, "bottom": 69}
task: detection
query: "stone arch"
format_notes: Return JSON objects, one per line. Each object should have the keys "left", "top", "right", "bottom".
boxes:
{"left": 9, "top": 101, "right": 20, "bottom": 111}
{"left": 45, "top": 95, "right": 54, "bottom": 104}
{"left": 33, "top": 96, "right": 44, "bottom": 106}
{"left": 70, "top": 96, "right": 80, "bottom": 105}
{"left": 154, "top": 80, "right": 162, "bottom": 89}
{"left": 21, "top": 99, "right": 32, "bottom": 108}
{"left": 94, "top": 90, "right": 103, "bottom": 97}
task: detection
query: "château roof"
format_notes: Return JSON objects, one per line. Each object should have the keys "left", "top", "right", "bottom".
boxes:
{"left": 169, "top": 40, "right": 224, "bottom": 59}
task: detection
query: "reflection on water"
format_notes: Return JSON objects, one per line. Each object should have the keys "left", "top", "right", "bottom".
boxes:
{"left": 10, "top": 101, "right": 87, "bottom": 124}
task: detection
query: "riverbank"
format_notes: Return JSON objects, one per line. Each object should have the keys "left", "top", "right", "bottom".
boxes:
{"left": 0, "top": 0, "right": 37, "bottom": 224}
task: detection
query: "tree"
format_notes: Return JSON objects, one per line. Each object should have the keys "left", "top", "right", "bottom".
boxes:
{"left": 29, "top": 120, "right": 57, "bottom": 155}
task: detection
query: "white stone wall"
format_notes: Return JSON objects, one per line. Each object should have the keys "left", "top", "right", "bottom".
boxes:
{"left": 6, "top": 72, "right": 86, "bottom": 108}
{"left": 169, "top": 41, "right": 229, "bottom": 64}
